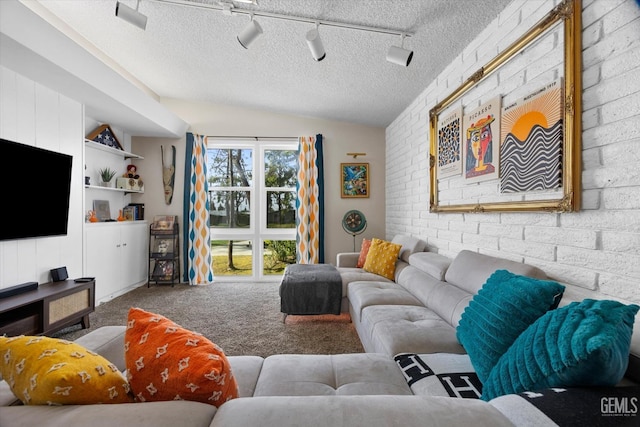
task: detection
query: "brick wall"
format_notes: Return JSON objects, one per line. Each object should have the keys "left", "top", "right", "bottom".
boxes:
{"left": 385, "top": 0, "right": 640, "bottom": 303}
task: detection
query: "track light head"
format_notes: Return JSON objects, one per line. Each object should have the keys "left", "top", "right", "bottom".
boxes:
{"left": 237, "top": 19, "right": 263, "bottom": 49}
{"left": 306, "top": 27, "right": 326, "bottom": 61}
{"left": 386, "top": 45, "right": 413, "bottom": 67}
{"left": 115, "top": 0, "right": 147, "bottom": 30}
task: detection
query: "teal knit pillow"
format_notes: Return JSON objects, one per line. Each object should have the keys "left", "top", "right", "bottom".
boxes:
{"left": 456, "top": 270, "right": 565, "bottom": 383}
{"left": 482, "top": 299, "right": 639, "bottom": 401}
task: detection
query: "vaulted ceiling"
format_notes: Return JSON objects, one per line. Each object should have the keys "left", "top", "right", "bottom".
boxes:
{"left": 29, "top": 0, "right": 512, "bottom": 128}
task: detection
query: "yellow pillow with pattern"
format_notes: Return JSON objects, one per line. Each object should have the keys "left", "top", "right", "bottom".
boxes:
{"left": 362, "top": 238, "right": 402, "bottom": 280}
{"left": 125, "top": 307, "right": 239, "bottom": 407}
{"left": 0, "top": 335, "right": 133, "bottom": 405}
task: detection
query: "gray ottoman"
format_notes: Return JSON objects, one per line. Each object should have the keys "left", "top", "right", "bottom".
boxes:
{"left": 279, "top": 264, "right": 343, "bottom": 316}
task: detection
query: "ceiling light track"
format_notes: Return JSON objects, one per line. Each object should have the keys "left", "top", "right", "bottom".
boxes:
{"left": 147, "top": 0, "right": 414, "bottom": 39}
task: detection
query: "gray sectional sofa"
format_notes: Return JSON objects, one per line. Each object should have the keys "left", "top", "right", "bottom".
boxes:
{"left": 1, "top": 235, "right": 639, "bottom": 427}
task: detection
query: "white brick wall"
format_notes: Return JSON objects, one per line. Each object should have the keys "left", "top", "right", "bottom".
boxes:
{"left": 386, "top": 0, "right": 640, "bottom": 303}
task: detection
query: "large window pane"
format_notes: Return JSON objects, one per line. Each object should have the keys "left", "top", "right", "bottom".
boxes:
{"left": 209, "top": 190, "right": 251, "bottom": 228}
{"left": 208, "top": 148, "right": 253, "bottom": 187}
{"left": 264, "top": 150, "right": 297, "bottom": 188}
{"left": 211, "top": 240, "right": 253, "bottom": 276}
{"left": 263, "top": 240, "right": 296, "bottom": 275}
{"left": 266, "top": 191, "right": 295, "bottom": 228}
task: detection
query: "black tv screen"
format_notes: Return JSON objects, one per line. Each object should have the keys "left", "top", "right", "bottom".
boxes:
{"left": 0, "top": 138, "right": 73, "bottom": 241}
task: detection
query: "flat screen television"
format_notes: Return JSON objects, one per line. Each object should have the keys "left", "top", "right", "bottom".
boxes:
{"left": 0, "top": 138, "right": 73, "bottom": 241}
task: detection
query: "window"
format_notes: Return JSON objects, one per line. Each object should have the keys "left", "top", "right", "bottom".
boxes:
{"left": 207, "top": 139, "right": 297, "bottom": 280}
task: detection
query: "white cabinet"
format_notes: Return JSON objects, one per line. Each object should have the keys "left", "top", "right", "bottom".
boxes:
{"left": 85, "top": 221, "right": 148, "bottom": 303}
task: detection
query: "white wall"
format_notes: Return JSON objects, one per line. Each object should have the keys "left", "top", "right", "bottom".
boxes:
{"left": 132, "top": 99, "right": 387, "bottom": 270}
{"left": 0, "top": 66, "right": 84, "bottom": 290}
{"left": 386, "top": 0, "right": 640, "bottom": 303}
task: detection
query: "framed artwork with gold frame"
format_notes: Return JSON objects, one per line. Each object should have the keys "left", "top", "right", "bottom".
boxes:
{"left": 341, "top": 163, "right": 370, "bottom": 198}
{"left": 429, "top": 0, "right": 582, "bottom": 213}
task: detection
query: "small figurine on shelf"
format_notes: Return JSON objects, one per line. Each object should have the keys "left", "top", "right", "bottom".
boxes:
{"left": 123, "top": 164, "right": 140, "bottom": 179}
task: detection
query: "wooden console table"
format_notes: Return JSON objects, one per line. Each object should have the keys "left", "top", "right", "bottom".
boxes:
{"left": 0, "top": 279, "right": 95, "bottom": 336}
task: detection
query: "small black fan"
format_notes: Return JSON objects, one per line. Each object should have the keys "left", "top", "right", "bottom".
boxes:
{"left": 342, "top": 210, "right": 367, "bottom": 251}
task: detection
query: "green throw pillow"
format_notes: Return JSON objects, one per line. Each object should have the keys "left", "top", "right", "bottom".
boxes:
{"left": 482, "top": 299, "right": 639, "bottom": 401}
{"left": 456, "top": 269, "right": 565, "bottom": 383}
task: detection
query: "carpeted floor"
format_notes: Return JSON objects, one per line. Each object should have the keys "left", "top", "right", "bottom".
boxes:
{"left": 54, "top": 281, "right": 364, "bottom": 357}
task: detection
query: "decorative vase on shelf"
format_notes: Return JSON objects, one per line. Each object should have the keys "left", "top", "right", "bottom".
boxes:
{"left": 117, "top": 209, "right": 125, "bottom": 221}
{"left": 88, "top": 210, "right": 99, "bottom": 223}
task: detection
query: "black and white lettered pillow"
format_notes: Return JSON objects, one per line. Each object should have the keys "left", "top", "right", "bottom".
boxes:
{"left": 394, "top": 353, "right": 482, "bottom": 398}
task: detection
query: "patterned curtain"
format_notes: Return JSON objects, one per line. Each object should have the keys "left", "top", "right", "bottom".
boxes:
{"left": 296, "top": 134, "right": 324, "bottom": 264}
{"left": 183, "top": 132, "right": 214, "bottom": 285}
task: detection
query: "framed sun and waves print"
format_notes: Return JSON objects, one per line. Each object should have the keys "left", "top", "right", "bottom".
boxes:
{"left": 429, "top": 0, "right": 582, "bottom": 213}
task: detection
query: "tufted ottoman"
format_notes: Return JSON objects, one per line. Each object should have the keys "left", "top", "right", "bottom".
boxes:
{"left": 253, "top": 353, "right": 412, "bottom": 396}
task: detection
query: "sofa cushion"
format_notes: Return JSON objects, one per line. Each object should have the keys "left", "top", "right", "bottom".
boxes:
{"left": 456, "top": 270, "right": 565, "bottom": 383}
{"left": 445, "top": 250, "right": 547, "bottom": 295}
{"left": 362, "top": 238, "right": 402, "bottom": 280}
{"left": 407, "top": 252, "right": 451, "bottom": 281}
{"left": 391, "top": 235, "right": 427, "bottom": 262}
{"left": 74, "top": 325, "right": 126, "bottom": 373}
{"left": 211, "top": 395, "right": 514, "bottom": 427}
{"left": 227, "top": 355, "right": 264, "bottom": 397}
{"left": 125, "top": 307, "right": 239, "bottom": 407}
{"left": 0, "top": 335, "right": 133, "bottom": 405}
{"left": 481, "top": 299, "right": 640, "bottom": 400}
{"left": 253, "top": 353, "right": 412, "bottom": 396}
{"left": 361, "top": 305, "right": 465, "bottom": 356}
{"left": 394, "top": 353, "right": 481, "bottom": 398}
{"left": 356, "top": 238, "right": 372, "bottom": 268}
{"left": 348, "top": 281, "right": 422, "bottom": 324}
{"left": 0, "top": 400, "right": 218, "bottom": 427}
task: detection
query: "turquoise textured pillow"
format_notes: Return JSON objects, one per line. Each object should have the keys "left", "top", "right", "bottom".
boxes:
{"left": 456, "top": 269, "right": 565, "bottom": 383}
{"left": 482, "top": 299, "right": 639, "bottom": 401}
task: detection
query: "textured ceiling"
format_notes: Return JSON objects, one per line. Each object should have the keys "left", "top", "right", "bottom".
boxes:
{"left": 38, "top": 0, "right": 512, "bottom": 128}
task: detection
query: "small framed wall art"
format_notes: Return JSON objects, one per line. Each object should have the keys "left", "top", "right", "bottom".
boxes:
{"left": 341, "top": 163, "right": 369, "bottom": 198}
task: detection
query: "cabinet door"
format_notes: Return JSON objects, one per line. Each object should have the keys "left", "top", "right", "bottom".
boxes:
{"left": 121, "top": 223, "right": 148, "bottom": 285}
{"left": 85, "top": 226, "right": 122, "bottom": 302}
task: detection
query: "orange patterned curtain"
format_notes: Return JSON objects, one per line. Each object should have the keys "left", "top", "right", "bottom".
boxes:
{"left": 296, "top": 135, "right": 324, "bottom": 264}
{"left": 183, "top": 133, "right": 214, "bottom": 284}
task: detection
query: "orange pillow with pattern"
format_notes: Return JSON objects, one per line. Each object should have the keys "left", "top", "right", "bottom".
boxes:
{"left": 362, "top": 238, "right": 402, "bottom": 280}
{"left": 124, "top": 307, "right": 239, "bottom": 407}
{"left": 356, "top": 239, "right": 372, "bottom": 268}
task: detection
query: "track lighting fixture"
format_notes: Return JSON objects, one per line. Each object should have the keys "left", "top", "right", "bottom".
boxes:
{"left": 237, "top": 16, "right": 263, "bottom": 49}
{"left": 115, "top": 0, "right": 147, "bottom": 30}
{"left": 386, "top": 34, "right": 413, "bottom": 67}
{"left": 306, "top": 24, "right": 326, "bottom": 61}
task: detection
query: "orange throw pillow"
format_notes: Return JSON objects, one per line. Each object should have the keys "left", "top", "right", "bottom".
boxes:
{"left": 125, "top": 307, "right": 239, "bottom": 407}
{"left": 356, "top": 239, "right": 372, "bottom": 268}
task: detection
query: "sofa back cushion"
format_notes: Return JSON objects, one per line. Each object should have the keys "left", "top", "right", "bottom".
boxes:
{"left": 445, "top": 250, "right": 547, "bottom": 295}
{"left": 408, "top": 252, "right": 451, "bottom": 281}
{"left": 391, "top": 235, "right": 427, "bottom": 262}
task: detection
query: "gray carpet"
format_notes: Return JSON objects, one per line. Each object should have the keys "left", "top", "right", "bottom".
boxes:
{"left": 54, "top": 282, "right": 364, "bottom": 357}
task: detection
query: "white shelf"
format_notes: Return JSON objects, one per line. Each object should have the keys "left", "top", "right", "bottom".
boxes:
{"left": 85, "top": 185, "right": 143, "bottom": 194}
{"left": 84, "top": 139, "right": 144, "bottom": 160}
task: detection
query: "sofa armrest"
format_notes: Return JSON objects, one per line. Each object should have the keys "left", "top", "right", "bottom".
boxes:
{"left": 336, "top": 252, "right": 360, "bottom": 268}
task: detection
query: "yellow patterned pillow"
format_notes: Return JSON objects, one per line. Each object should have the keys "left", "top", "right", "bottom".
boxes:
{"left": 362, "top": 238, "right": 402, "bottom": 280}
{"left": 0, "top": 335, "right": 133, "bottom": 405}
{"left": 125, "top": 307, "right": 239, "bottom": 407}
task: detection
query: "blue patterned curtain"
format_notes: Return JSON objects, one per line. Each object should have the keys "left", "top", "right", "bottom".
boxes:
{"left": 296, "top": 134, "right": 324, "bottom": 264}
{"left": 182, "top": 133, "right": 214, "bottom": 284}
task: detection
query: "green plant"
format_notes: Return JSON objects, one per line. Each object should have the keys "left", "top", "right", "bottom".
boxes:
{"left": 98, "top": 167, "right": 117, "bottom": 182}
